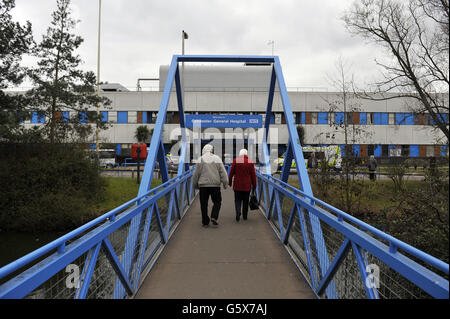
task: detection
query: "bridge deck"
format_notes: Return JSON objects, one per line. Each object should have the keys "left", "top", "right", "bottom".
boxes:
{"left": 135, "top": 188, "right": 316, "bottom": 299}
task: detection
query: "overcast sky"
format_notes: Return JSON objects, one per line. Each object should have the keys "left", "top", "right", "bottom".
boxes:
{"left": 11, "top": 0, "right": 387, "bottom": 91}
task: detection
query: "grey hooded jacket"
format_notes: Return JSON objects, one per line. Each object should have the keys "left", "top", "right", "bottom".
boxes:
{"left": 193, "top": 144, "right": 228, "bottom": 189}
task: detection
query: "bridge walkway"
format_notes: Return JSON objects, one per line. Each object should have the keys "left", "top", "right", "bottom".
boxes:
{"left": 135, "top": 187, "right": 316, "bottom": 299}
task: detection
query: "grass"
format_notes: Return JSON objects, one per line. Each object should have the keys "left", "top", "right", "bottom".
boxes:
{"left": 94, "top": 177, "right": 162, "bottom": 215}
{"left": 287, "top": 178, "right": 426, "bottom": 215}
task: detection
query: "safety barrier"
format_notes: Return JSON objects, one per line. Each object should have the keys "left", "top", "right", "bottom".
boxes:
{"left": 255, "top": 171, "right": 449, "bottom": 299}
{"left": 0, "top": 168, "right": 196, "bottom": 299}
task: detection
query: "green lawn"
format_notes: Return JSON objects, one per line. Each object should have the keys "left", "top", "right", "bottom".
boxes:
{"left": 288, "top": 179, "right": 426, "bottom": 215}
{"left": 94, "top": 177, "right": 162, "bottom": 215}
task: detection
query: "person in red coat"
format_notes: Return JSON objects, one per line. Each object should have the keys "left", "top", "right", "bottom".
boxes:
{"left": 228, "top": 149, "right": 257, "bottom": 222}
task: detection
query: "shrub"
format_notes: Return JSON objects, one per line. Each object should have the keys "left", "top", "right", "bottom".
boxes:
{"left": 0, "top": 143, "right": 105, "bottom": 232}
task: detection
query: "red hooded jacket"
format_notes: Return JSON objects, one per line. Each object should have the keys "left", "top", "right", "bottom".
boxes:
{"left": 228, "top": 155, "right": 257, "bottom": 192}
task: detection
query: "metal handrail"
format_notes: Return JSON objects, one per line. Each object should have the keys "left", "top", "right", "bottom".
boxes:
{"left": 257, "top": 171, "right": 449, "bottom": 275}
{"left": 0, "top": 169, "right": 193, "bottom": 281}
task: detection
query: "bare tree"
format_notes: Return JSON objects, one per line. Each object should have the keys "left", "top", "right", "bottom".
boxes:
{"left": 343, "top": 0, "right": 449, "bottom": 141}
{"left": 320, "top": 56, "right": 373, "bottom": 213}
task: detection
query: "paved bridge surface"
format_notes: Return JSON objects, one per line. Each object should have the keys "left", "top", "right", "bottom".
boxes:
{"left": 136, "top": 188, "right": 315, "bottom": 299}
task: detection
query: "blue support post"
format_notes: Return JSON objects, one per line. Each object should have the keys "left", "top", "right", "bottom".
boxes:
{"left": 273, "top": 56, "right": 336, "bottom": 298}
{"left": 280, "top": 140, "right": 294, "bottom": 183}
{"left": 102, "top": 238, "right": 133, "bottom": 296}
{"left": 297, "top": 204, "right": 319, "bottom": 290}
{"left": 317, "top": 238, "right": 351, "bottom": 296}
{"left": 261, "top": 65, "right": 276, "bottom": 176}
{"left": 174, "top": 64, "right": 189, "bottom": 176}
{"left": 133, "top": 205, "right": 155, "bottom": 290}
{"left": 138, "top": 55, "right": 178, "bottom": 195}
{"left": 75, "top": 243, "right": 102, "bottom": 299}
{"left": 282, "top": 203, "right": 296, "bottom": 244}
{"left": 352, "top": 241, "right": 379, "bottom": 299}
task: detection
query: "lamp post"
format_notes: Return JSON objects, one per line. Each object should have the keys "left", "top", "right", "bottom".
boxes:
{"left": 267, "top": 40, "right": 274, "bottom": 56}
{"left": 96, "top": 0, "right": 102, "bottom": 156}
{"left": 182, "top": 30, "right": 188, "bottom": 102}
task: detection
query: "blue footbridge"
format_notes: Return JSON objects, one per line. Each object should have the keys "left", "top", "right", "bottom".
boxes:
{"left": 0, "top": 55, "right": 448, "bottom": 299}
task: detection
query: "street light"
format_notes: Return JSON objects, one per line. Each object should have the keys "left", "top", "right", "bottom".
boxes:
{"left": 96, "top": 0, "right": 102, "bottom": 155}
{"left": 267, "top": 40, "right": 274, "bottom": 56}
{"left": 182, "top": 30, "right": 188, "bottom": 102}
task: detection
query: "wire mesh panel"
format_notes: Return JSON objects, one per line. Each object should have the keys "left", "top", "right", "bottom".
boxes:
{"left": 331, "top": 246, "right": 367, "bottom": 299}
{"left": 286, "top": 206, "right": 311, "bottom": 283}
{"left": 127, "top": 208, "right": 150, "bottom": 292}
{"left": 157, "top": 196, "right": 169, "bottom": 231}
{"left": 365, "top": 251, "right": 432, "bottom": 299}
{"left": 280, "top": 194, "right": 295, "bottom": 232}
{"left": 178, "top": 181, "right": 187, "bottom": 216}
{"left": 301, "top": 207, "right": 323, "bottom": 290}
{"left": 141, "top": 205, "right": 164, "bottom": 269}
{"left": 257, "top": 179, "right": 268, "bottom": 213}
{"left": 84, "top": 247, "right": 117, "bottom": 299}
{"left": 25, "top": 252, "right": 89, "bottom": 299}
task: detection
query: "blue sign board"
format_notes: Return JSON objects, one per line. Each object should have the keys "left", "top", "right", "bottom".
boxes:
{"left": 185, "top": 114, "right": 263, "bottom": 128}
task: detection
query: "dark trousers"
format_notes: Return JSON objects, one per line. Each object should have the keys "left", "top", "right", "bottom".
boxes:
{"left": 199, "top": 187, "right": 222, "bottom": 225}
{"left": 369, "top": 171, "right": 376, "bottom": 181}
{"left": 234, "top": 191, "right": 250, "bottom": 219}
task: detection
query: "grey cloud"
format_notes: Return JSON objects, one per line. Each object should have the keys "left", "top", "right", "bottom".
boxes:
{"left": 11, "top": 0, "right": 389, "bottom": 89}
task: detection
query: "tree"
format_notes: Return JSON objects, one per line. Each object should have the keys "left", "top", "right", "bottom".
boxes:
{"left": 0, "top": 0, "right": 34, "bottom": 141}
{"left": 320, "top": 57, "right": 373, "bottom": 213}
{"left": 296, "top": 125, "right": 305, "bottom": 146}
{"left": 27, "top": 0, "right": 110, "bottom": 144}
{"left": 135, "top": 125, "right": 152, "bottom": 143}
{"left": 343, "top": 0, "right": 449, "bottom": 141}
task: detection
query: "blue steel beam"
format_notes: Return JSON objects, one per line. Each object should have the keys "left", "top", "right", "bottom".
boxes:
{"left": 177, "top": 55, "right": 274, "bottom": 63}
{"left": 282, "top": 203, "right": 296, "bottom": 244}
{"left": 138, "top": 55, "right": 178, "bottom": 196}
{"left": 112, "top": 56, "right": 179, "bottom": 299}
{"left": 102, "top": 238, "right": 133, "bottom": 296}
{"left": 262, "top": 65, "right": 276, "bottom": 176}
{"left": 352, "top": 241, "right": 379, "bottom": 299}
{"left": 296, "top": 203, "right": 319, "bottom": 291}
{"left": 272, "top": 56, "right": 336, "bottom": 298}
{"left": 174, "top": 64, "right": 190, "bottom": 175}
{"left": 280, "top": 139, "right": 294, "bottom": 183}
{"left": 75, "top": 243, "right": 102, "bottom": 299}
{"left": 133, "top": 205, "right": 155, "bottom": 291}
{"left": 317, "top": 238, "right": 351, "bottom": 296}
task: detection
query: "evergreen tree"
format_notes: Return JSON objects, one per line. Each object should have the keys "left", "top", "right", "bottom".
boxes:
{"left": 27, "top": 0, "right": 110, "bottom": 144}
{"left": 135, "top": 125, "right": 152, "bottom": 143}
{"left": 0, "top": 0, "right": 34, "bottom": 141}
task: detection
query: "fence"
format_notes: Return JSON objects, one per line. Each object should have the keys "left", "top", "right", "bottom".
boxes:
{"left": 255, "top": 170, "right": 449, "bottom": 299}
{"left": 0, "top": 168, "right": 196, "bottom": 299}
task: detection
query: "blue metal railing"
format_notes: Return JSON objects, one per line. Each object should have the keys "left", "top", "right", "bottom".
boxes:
{"left": 255, "top": 170, "right": 449, "bottom": 299}
{"left": 0, "top": 168, "right": 197, "bottom": 299}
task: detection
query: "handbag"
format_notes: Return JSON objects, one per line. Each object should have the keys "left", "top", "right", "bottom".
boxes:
{"left": 249, "top": 188, "right": 259, "bottom": 210}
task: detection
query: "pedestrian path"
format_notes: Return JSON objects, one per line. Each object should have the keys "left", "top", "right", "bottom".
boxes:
{"left": 135, "top": 188, "right": 316, "bottom": 299}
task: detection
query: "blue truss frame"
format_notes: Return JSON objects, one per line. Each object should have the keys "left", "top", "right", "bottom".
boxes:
{"left": 126, "top": 54, "right": 336, "bottom": 298}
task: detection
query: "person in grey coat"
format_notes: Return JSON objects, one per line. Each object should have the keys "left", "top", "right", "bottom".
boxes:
{"left": 368, "top": 155, "right": 377, "bottom": 181}
{"left": 193, "top": 144, "right": 228, "bottom": 227}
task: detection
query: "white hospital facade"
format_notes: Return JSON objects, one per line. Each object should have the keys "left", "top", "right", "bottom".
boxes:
{"left": 23, "top": 64, "right": 449, "bottom": 161}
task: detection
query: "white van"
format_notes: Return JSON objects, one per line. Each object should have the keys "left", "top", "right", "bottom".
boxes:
{"left": 97, "top": 149, "right": 117, "bottom": 168}
{"left": 276, "top": 145, "right": 342, "bottom": 171}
